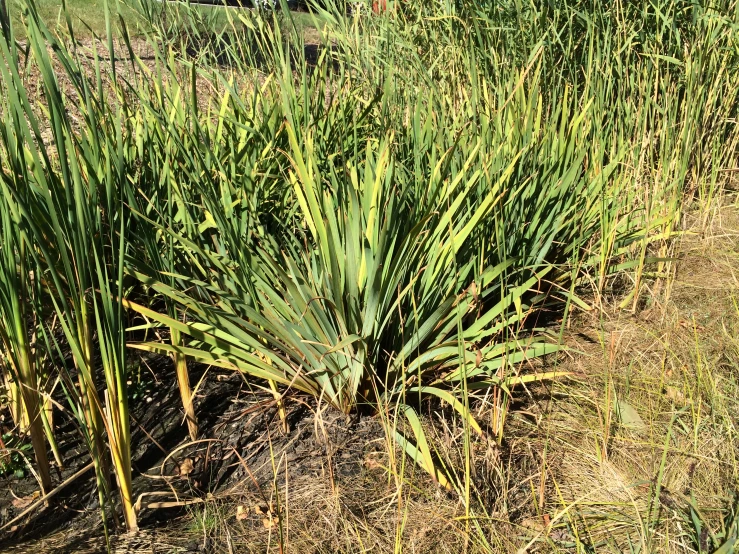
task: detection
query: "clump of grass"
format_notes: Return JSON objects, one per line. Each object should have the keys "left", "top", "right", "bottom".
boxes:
{"left": 501, "top": 205, "right": 739, "bottom": 552}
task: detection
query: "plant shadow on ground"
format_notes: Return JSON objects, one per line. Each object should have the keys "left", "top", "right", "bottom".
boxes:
{"left": 0, "top": 351, "right": 390, "bottom": 552}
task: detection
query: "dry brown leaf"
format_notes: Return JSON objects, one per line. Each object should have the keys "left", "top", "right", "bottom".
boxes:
{"left": 679, "top": 319, "right": 705, "bottom": 331}
{"left": 664, "top": 385, "right": 687, "bottom": 404}
{"left": 364, "top": 456, "right": 383, "bottom": 470}
{"left": 178, "top": 458, "right": 194, "bottom": 477}
{"left": 11, "top": 491, "right": 39, "bottom": 509}
{"left": 520, "top": 518, "right": 545, "bottom": 532}
{"left": 254, "top": 504, "right": 270, "bottom": 515}
{"left": 550, "top": 527, "right": 571, "bottom": 542}
{"left": 236, "top": 505, "right": 248, "bottom": 521}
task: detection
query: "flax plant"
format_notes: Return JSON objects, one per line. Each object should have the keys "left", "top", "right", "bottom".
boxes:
{"left": 127, "top": 139, "right": 200, "bottom": 441}
{"left": 0, "top": 189, "right": 53, "bottom": 495}
{"left": 119, "top": 0, "right": 737, "bottom": 486}
{"left": 121, "top": 9, "right": 567, "bottom": 484}
{"left": 0, "top": 2, "right": 138, "bottom": 531}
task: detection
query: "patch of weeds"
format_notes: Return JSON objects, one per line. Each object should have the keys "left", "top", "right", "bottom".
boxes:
{"left": 187, "top": 501, "right": 229, "bottom": 536}
{"left": 685, "top": 493, "right": 739, "bottom": 554}
{"left": 0, "top": 432, "right": 33, "bottom": 479}
{"left": 127, "top": 379, "right": 154, "bottom": 404}
{"left": 127, "top": 359, "right": 155, "bottom": 404}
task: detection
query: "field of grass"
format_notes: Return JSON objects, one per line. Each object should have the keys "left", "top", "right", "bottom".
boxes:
{"left": 0, "top": 0, "right": 737, "bottom": 552}
{"left": 9, "top": 0, "right": 115, "bottom": 34}
{"left": 7, "top": 0, "right": 318, "bottom": 37}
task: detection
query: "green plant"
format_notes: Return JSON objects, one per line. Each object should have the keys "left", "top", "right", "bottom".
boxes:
{"left": 0, "top": 140, "right": 53, "bottom": 495}
{"left": 0, "top": 0, "right": 737, "bottom": 540}
{"left": 0, "top": 0, "right": 137, "bottom": 531}
{"left": 0, "top": 432, "right": 33, "bottom": 479}
{"left": 685, "top": 494, "right": 739, "bottom": 554}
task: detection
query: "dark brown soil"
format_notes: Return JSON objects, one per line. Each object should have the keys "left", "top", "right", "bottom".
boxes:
{"left": 0, "top": 354, "right": 384, "bottom": 553}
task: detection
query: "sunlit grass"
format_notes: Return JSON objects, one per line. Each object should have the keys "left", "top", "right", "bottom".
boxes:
{"left": 0, "top": 0, "right": 737, "bottom": 542}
